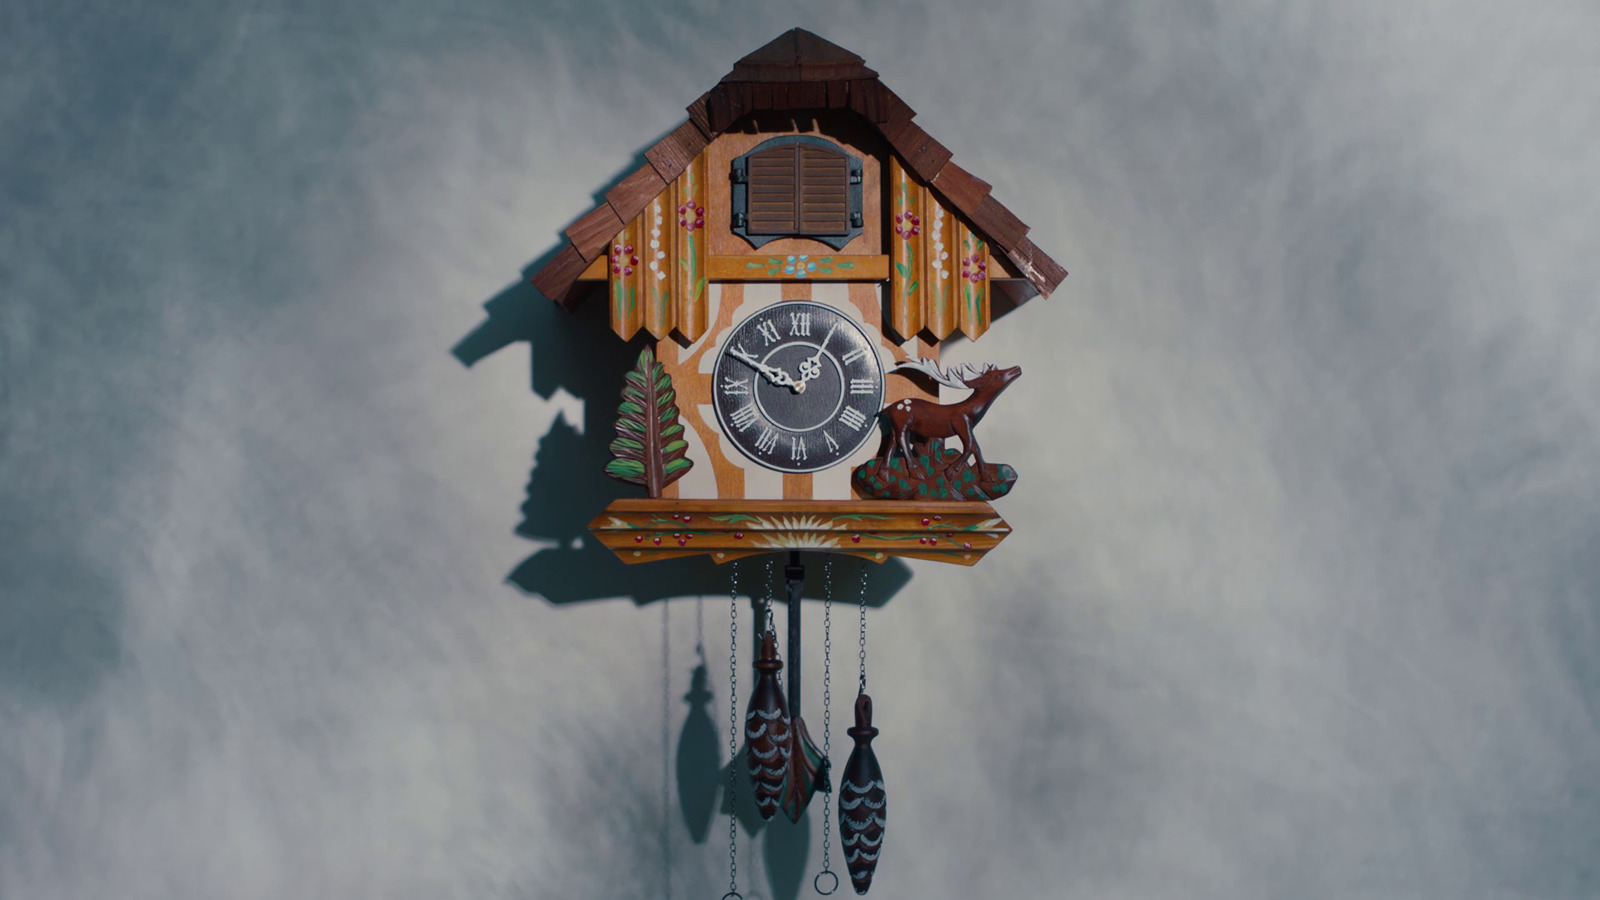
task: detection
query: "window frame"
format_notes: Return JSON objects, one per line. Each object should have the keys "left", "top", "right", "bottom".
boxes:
{"left": 730, "top": 135, "right": 864, "bottom": 250}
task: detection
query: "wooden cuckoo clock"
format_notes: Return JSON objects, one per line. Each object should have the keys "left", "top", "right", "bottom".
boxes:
{"left": 523, "top": 28, "right": 1066, "bottom": 896}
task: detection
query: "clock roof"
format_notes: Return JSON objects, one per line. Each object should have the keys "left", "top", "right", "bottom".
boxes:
{"left": 529, "top": 28, "right": 1067, "bottom": 316}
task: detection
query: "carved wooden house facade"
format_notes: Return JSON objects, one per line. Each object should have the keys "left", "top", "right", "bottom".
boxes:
{"left": 529, "top": 29, "right": 1066, "bottom": 565}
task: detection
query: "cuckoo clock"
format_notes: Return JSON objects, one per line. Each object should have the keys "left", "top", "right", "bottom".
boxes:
{"left": 523, "top": 28, "right": 1066, "bottom": 896}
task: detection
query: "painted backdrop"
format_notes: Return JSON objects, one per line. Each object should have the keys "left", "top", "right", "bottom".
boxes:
{"left": 3, "top": 2, "right": 1598, "bottom": 898}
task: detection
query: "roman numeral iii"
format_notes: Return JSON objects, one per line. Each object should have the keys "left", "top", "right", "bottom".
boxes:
{"left": 849, "top": 378, "right": 876, "bottom": 395}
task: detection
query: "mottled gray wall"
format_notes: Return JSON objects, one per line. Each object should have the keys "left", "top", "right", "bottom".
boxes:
{"left": 3, "top": 2, "right": 1598, "bottom": 898}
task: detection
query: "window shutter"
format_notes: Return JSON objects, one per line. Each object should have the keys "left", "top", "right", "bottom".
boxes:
{"left": 798, "top": 144, "right": 849, "bottom": 234}
{"left": 731, "top": 136, "right": 863, "bottom": 250}
{"left": 747, "top": 145, "right": 798, "bottom": 234}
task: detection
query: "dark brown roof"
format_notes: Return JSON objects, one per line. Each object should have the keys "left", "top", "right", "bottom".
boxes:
{"left": 530, "top": 28, "right": 1066, "bottom": 310}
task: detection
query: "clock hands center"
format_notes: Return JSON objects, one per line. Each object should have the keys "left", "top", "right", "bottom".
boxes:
{"left": 791, "top": 324, "right": 839, "bottom": 394}
{"left": 731, "top": 346, "right": 800, "bottom": 391}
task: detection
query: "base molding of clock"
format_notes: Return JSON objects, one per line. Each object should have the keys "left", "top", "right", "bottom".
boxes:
{"left": 588, "top": 498, "right": 1010, "bottom": 566}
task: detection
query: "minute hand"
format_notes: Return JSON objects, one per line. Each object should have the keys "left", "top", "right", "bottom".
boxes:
{"left": 731, "top": 347, "right": 798, "bottom": 390}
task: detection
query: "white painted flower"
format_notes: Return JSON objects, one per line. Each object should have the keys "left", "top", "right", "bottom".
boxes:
{"left": 656, "top": 271, "right": 666, "bottom": 280}
{"left": 656, "top": 250, "right": 665, "bottom": 260}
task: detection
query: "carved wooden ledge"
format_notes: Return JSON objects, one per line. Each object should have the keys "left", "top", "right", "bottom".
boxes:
{"left": 588, "top": 499, "right": 1010, "bottom": 566}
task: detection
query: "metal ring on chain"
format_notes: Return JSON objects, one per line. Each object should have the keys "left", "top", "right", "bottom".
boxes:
{"left": 813, "top": 871, "right": 840, "bottom": 895}
{"left": 721, "top": 892, "right": 745, "bottom": 900}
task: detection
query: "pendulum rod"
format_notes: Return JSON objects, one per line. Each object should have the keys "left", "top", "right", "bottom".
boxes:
{"left": 785, "top": 550, "right": 804, "bottom": 716}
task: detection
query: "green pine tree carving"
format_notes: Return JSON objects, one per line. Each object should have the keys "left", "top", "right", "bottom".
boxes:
{"left": 605, "top": 346, "right": 693, "bottom": 497}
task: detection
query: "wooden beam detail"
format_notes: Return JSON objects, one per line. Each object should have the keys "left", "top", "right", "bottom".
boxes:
{"left": 564, "top": 204, "right": 625, "bottom": 263}
{"left": 930, "top": 161, "right": 992, "bottom": 216}
{"left": 607, "top": 219, "right": 644, "bottom": 340}
{"left": 706, "top": 255, "right": 889, "bottom": 281}
{"left": 605, "top": 164, "right": 669, "bottom": 227}
{"left": 529, "top": 244, "right": 589, "bottom": 308}
{"left": 589, "top": 498, "right": 1011, "bottom": 566}
{"left": 640, "top": 194, "right": 676, "bottom": 339}
{"left": 924, "top": 188, "right": 958, "bottom": 340}
{"left": 645, "top": 121, "right": 709, "bottom": 183}
{"left": 887, "top": 156, "right": 924, "bottom": 341}
{"left": 955, "top": 221, "right": 991, "bottom": 339}
{"left": 672, "top": 155, "right": 710, "bottom": 341}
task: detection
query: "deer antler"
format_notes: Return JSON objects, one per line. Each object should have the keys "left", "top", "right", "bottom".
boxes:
{"left": 892, "top": 358, "right": 977, "bottom": 389}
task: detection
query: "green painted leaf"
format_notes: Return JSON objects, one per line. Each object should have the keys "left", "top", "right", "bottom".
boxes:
{"left": 606, "top": 345, "right": 692, "bottom": 496}
{"left": 605, "top": 459, "right": 646, "bottom": 480}
{"left": 894, "top": 262, "right": 908, "bottom": 278}
{"left": 746, "top": 262, "right": 764, "bottom": 269}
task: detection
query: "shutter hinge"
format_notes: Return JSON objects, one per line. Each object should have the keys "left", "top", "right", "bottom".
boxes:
{"left": 733, "top": 212, "right": 748, "bottom": 228}
{"left": 849, "top": 165, "right": 863, "bottom": 185}
{"left": 850, "top": 212, "right": 864, "bottom": 228}
{"left": 730, "top": 164, "right": 747, "bottom": 185}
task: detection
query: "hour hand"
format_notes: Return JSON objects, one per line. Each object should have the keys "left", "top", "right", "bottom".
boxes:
{"left": 730, "top": 347, "right": 798, "bottom": 390}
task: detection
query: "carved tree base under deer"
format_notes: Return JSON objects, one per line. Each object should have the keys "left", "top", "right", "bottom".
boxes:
{"left": 852, "top": 440, "right": 1018, "bottom": 501}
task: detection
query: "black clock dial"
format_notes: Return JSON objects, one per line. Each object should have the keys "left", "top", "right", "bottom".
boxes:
{"left": 712, "top": 301, "right": 885, "bottom": 473}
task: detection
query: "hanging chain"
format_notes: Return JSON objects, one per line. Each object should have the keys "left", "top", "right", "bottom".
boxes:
{"left": 857, "top": 560, "right": 869, "bottom": 695}
{"left": 820, "top": 554, "right": 836, "bottom": 881}
{"left": 726, "top": 562, "right": 740, "bottom": 900}
{"left": 762, "top": 557, "right": 776, "bottom": 637}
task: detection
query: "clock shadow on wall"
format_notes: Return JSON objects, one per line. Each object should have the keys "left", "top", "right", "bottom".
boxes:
{"left": 452, "top": 141, "right": 911, "bottom": 900}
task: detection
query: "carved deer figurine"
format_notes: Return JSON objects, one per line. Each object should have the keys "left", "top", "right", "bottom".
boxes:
{"left": 875, "top": 359, "right": 1022, "bottom": 476}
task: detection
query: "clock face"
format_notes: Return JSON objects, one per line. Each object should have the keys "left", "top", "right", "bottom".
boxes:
{"left": 712, "top": 301, "right": 885, "bottom": 473}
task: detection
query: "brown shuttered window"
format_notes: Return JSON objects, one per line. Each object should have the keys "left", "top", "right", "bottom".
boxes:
{"left": 799, "top": 144, "right": 849, "bottom": 234}
{"left": 748, "top": 144, "right": 799, "bottom": 234}
{"left": 747, "top": 143, "right": 849, "bottom": 235}
{"left": 732, "top": 136, "right": 862, "bottom": 249}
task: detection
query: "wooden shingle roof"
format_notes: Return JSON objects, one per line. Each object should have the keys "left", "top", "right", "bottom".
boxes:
{"left": 530, "top": 28, "right": 1066, "bottom": 310}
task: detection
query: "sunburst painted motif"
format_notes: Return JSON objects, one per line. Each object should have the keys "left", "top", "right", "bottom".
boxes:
{"left": 750, "top": 531, "right": 844, "bottom": 550}
{"left": 747, "top": 514, "right": 843, "bottom": 533}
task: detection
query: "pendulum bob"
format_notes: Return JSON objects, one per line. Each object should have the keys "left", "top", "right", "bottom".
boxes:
{"left": 838, "top": 694, "right": 886, "bottom": 895}
{"left": 745, "top": 630, "right": 791, "bottom": 821}
{"left": 779, "top": 714, "right": 831, "bottom": 824}
{"left": 676, "top": 663, "right": 721, "bottom": 843}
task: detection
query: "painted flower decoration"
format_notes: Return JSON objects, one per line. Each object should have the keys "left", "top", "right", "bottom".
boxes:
{"left": 612, "top": 242, "right": 639, "bottom": 276}
{"left": 893, "top": 211, "right": 921, "bottom": 239}
{"left": 677, "top": 202, "right": 705, "bottom": 232}
{"left": 781, "top": 254, "right": 818, "bottom": 278}
{"left": 960, "top": 254, "right": 988, "bottom": 283}
{"left": 648, "top": 208, "right": 668, "bottom": 280}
